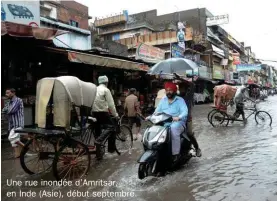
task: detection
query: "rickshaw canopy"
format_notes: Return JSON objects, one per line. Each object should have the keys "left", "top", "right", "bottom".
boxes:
{"left": 213, "top": 84, "right": 237, "bottom": 101}
{"left": 35, "top": 76, "right": 97, "bottom": 129}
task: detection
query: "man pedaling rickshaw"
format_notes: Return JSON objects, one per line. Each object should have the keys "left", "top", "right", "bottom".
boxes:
{"left": 154, "top": 82, "right": 202, "bottom": 161}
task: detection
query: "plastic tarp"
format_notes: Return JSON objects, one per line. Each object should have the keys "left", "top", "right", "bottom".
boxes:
{"left": 35, "top": 76, "right": 97, "bottom": 128}
{"left": 214, "top": 84, "right": 237, "bottom": 100}
{"left": 1, "top": 21, "right": 67, "bottom": 40}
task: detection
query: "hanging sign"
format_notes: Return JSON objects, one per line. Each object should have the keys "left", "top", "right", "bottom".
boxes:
{"left": 135, "top": 43, "right": 165, "bottom": 63}
{"left": 171, "top": 43, "right": 184, "bottom": 58}
{"left": 177, "top": 22, "right": 186, "bottom": 49}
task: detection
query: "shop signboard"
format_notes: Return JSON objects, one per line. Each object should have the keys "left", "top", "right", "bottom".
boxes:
{"left": 236, "top": 64, "right": 262, "bottom": 72}
{"left": 213, "top": 65, "right": 224, "bottom": 80}
{"left": 206, "top": 14, "right": 229, "bottom": 26}
{"left": 136, "top": 43, "right": 165, "bottom": 63}
{"left": 232, "top": 52, "right": 241, "bottom": 65}
{"left": 1, "top": 1, "right": 40, "bottom": 27}
{"left": 171, "top": 44, "right": 184, "bottom": 58}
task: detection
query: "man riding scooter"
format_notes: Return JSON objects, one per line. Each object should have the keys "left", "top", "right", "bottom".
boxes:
{"left": 155, "top": 82, "right": 202, "bottom": 161}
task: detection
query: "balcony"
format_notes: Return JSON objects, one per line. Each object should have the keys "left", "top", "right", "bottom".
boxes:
{"left": 98, "top": 21, "right": 154, "bottom": 35}
{"left": 116, "top": 31, "right": 177, "bottom": 49}
{"left": 95, "top": 14, "right": 127, "bottom": 28}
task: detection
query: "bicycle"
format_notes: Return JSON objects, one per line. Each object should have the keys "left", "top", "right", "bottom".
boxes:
{"left": 81, "top": 116, "right": 133, "bottom": 158}
{"left": 210, "top": 99, "right": 272, "bottom": 127}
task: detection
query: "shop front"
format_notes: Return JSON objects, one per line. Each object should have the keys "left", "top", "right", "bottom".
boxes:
{"left": 2, "top": 21, "right": 150, "bottom": 127}
{"left": 193, "top": 66, "right": 214, "bottom": 103}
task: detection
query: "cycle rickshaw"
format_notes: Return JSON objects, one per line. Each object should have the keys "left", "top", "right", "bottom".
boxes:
{"left": 16, "top": 76, "right": 132, "bottom": 181}
{"left": 207, "top": 84, "right": 272, "bottom": 127}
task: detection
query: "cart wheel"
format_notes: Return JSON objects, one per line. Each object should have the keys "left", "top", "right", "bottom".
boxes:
{"left": 211, "top": 111, "right": 229, "bottom": 128}
{"left": 20, "top": 137, "right": 56, "bottom": 175}
{"left": 53, "top": 139, "right": 90, "bottom": 181}
{"left": 255, "top": 111, "right": 272, "bottom": 126}
{"left": 207, "top": 109, "right": 218, "bottom": 124}
{"left": 115, "top": 125, "right": 133, "bottom": 154}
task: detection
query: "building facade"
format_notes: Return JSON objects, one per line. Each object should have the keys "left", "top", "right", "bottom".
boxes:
{"left": 40, "top": 0, "right": 92, "bottom": 50}
{"left": 94, "top": 8, "right": 262, "bottom": 84}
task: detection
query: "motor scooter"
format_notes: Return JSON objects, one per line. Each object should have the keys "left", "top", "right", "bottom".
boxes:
{"left": 137, "top": 112, "right": 195, "bottom": 179}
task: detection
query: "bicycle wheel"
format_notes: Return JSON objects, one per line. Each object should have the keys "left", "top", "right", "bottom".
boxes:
{"left": 115, "top": 125, "right": 133, "bottom": 154}
{"left": 255, "top": 111, "right": 272, "bottom": 126}
{"left": 207, "top": 109, "right": 218, "bottom": 124}
{"left": 20, "top": 137, "right": 56, "bottom": 175}
{"left": 211, "top": 111, "right": 230, "bottom": 128}
{"left": 53, "top": 138, "right": 90, "bottom": 181}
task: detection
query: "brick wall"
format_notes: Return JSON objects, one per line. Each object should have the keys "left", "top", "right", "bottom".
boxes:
{"left": 57, "top": 1, "right": 89, "bottom": 30}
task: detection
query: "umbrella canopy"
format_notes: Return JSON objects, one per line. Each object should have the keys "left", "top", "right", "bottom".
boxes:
{"left": 148, "top": 58, "right": 199, "bottom": 75}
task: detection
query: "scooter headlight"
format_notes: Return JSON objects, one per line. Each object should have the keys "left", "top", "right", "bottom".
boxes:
{"left": 158, "top": 130, "right": 167, "bottom": 143}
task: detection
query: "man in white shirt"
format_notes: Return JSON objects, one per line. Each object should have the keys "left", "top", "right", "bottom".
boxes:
{"left": 92, "top": 75, "right": 119, "bottom": 159}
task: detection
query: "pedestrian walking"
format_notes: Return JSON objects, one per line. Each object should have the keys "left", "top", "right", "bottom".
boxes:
{"left": 2, "top": 88, "right": 24, "bottom": 158}
{"left": 124, "top": 88, "right": 141, "bottom": 140}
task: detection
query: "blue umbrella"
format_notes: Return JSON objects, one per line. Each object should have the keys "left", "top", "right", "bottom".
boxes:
{"left": 148, "top": 58, "right": 199, "bottom": 76}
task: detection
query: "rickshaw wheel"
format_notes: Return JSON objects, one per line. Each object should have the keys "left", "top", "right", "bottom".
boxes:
{"left": 210, "top": 111, "right": 230, "bottom": 128}
{"left": 207, "top": 109, "right": 218, "bottom": 124}
{"left": 53, "top": 138, "right": 90, "bottom": 181}
{"left": 115, "top": 125, "right": 133, "bottom": 154}
{"left": 20, "top": 137, "right": 56, "bottom": 175}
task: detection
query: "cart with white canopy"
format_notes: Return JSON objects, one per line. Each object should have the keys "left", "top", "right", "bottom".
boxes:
{"left": 16, "top": 76, "right": 97, "bottom": 181}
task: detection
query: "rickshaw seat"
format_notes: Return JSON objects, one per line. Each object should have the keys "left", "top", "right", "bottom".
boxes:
{"left": 14, "top": 128, "right": 65, "bottom": 136}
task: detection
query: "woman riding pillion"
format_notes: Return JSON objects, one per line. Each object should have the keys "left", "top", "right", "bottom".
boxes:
{"left": 154, "top": 82, "right": 202, "bottom": 161}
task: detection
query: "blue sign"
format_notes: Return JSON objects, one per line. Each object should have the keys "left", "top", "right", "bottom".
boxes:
{"left": 236, "top": 64, "right": 262, "bottom": 72}
{"left": 171, "top": 44, "right": 184, "bottom": 58}
{"left": 123, "top": 10, "right": 128, "bottom": 21}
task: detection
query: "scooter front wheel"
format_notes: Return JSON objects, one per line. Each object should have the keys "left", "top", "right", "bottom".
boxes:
{"left": 138, "top": 163, "right": 147, "bottom": 180}
{"left": 138, "top": 161, "right": 157, "bottom": 179}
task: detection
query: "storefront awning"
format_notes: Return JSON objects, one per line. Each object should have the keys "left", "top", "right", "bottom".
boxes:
{"left": 212, "top": 44, "right": 225, "bottom": 58}
{"left": 1, "top": 21, "right": 67, "bottom": 40}
{"left": 68, "top": 51, "right": 149, "bottom": 72}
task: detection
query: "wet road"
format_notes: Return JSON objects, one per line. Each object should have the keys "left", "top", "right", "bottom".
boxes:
{"left": 2, "top": 96, "right": 277, "bottom": 201}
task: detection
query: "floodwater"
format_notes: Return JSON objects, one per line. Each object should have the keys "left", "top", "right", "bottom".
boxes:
{"left": 1, "top": 96, "right": 277, "bottom": 201}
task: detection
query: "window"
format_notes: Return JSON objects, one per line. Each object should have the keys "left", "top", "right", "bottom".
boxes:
{"left": 70, "top": 20, "right": 79, "bottom": 28}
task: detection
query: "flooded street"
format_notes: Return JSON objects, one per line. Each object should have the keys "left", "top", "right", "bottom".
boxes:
{"left": 2, "top": 96, "right": 277, "bottom": 201}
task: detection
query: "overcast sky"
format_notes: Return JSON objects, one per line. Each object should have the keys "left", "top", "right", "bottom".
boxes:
{"left": 76, "top": 0, "right": 277, "bottom": 67}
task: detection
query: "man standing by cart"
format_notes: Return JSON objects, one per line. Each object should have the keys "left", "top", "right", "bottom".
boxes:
{"left": 92, "top": 75, "right": 119, "bottom": 160}
{"left": 2, "top": 88, "right": 24, "bottom": 158}
{"left": 124, "top": 88, "right": 141, "bottom": 140}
